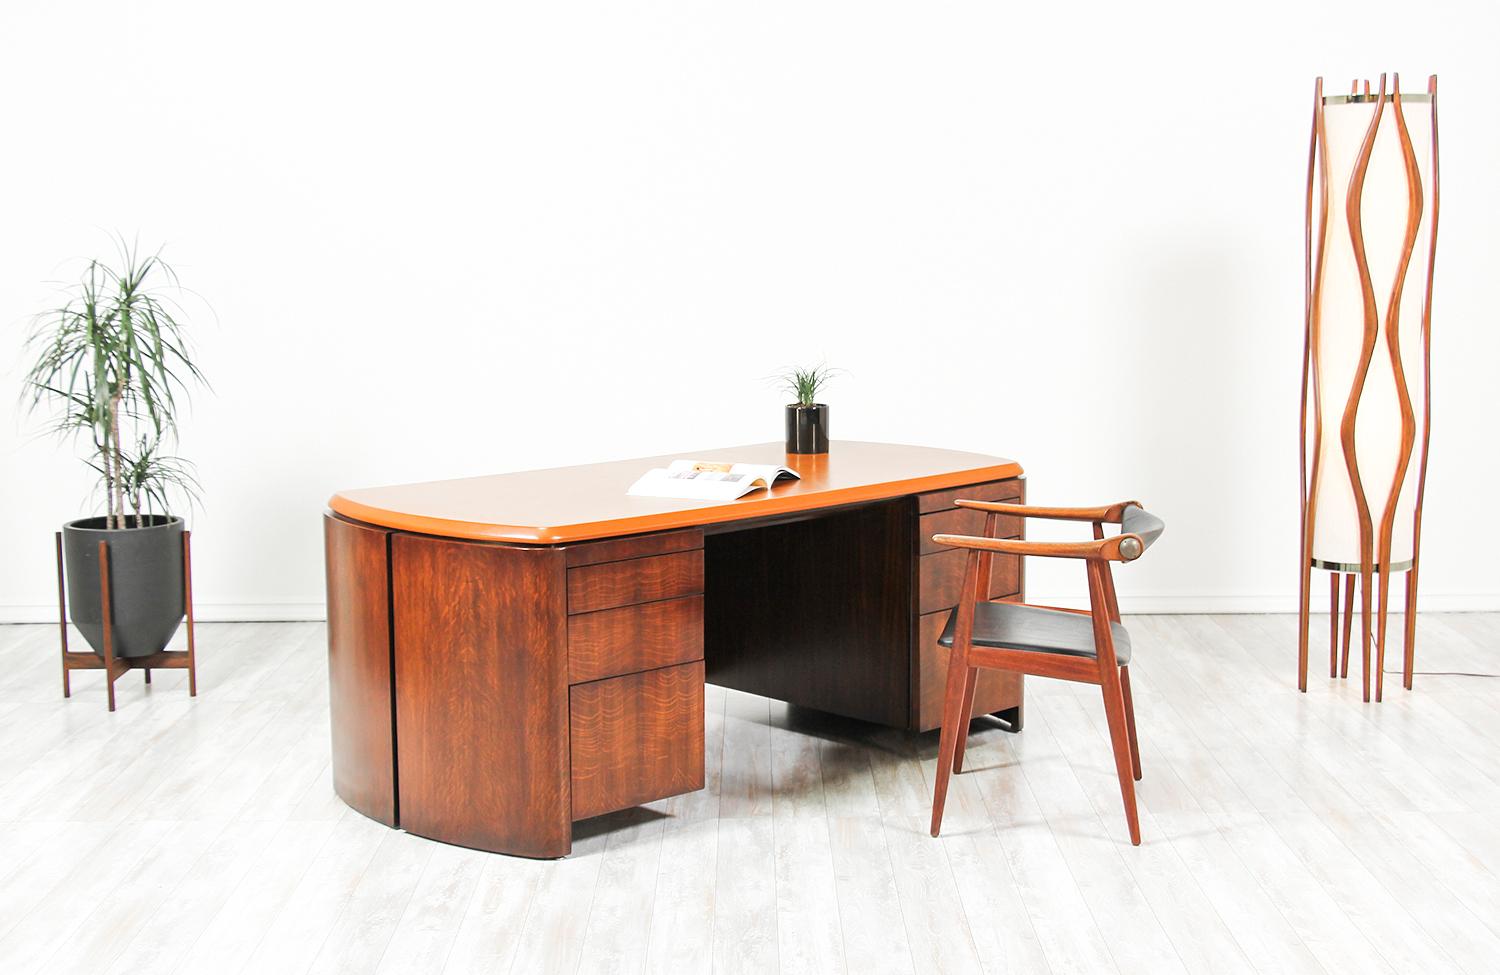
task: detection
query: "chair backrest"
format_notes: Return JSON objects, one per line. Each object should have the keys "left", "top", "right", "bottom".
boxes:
{"left": 1119, "top": 505, "right": 1164, "bottom": 560}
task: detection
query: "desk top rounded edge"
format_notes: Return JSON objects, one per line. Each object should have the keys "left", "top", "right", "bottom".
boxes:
{"left": 327, "top": 441, "right": 1024, "bottom": 545}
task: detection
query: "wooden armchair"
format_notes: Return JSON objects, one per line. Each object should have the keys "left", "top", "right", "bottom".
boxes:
{"left": 928, "top": 499, "right": 1164, "bottom": 845}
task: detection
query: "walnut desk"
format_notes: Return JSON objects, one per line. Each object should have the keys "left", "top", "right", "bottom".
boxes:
{"left": 324, "top": 441, "right": 1026, "bottom": 857}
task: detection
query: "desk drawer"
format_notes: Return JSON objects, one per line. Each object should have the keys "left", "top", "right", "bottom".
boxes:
{"left": 570, "top": 661, "right": 705, "bottom": 821}
{"left": 919, "top": 548, "right": 1020, "bottom": 615}
{"left": 914, "top": 604, "right": 1023, "bottom": 731}
{"left": 917, "top": 478, "right": 1022, "bottom": 514}
{"left": 919, "top": 507, "right": 1022, "bottom": 556}
{"left": 567, "top": 550, "right": 704, "bottom": 615}
{"left": 565, "top": 529, "right": 703, "bottom": 568}
{"left": 568, "top": 595, "right": 704, "bottom": 684}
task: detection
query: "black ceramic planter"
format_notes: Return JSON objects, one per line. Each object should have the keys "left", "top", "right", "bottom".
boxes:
{"left": 63, "top": 515, "right": 186, "bottom": 658}
{"left": 785, "top": 403, "right": 829, "bottom": 454}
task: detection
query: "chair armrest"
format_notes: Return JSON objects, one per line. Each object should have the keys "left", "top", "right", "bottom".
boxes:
{"left": 932, "top": 532, "right": 1147, "bottom": 562}
{"left": 954, "top": 499, "right": 1142, "bottom": 524}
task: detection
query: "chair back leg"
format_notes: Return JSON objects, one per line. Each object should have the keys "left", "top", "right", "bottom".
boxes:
{"left": 1098, "top": 664, "right": 1141, "bottom": 845}
{"left": 1088, "top": 560, "right": 1141, "bottom": 845}
{"left": 1120, "top": 664, "right": 1141, "bottom": 781}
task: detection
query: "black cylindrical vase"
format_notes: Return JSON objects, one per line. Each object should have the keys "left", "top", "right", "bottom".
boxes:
{"left": 63, "top": 515, "right": 186, "bottom": 658}
{"left": 785, "top": 404, "right": 829, "bottom": 454}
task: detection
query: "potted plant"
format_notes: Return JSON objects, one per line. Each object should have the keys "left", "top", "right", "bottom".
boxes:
{"left": 23, "top": 242, "right": 206, "bottom": 659}
{"left": 777, "top": 364, "right": 839, "bottom": 454}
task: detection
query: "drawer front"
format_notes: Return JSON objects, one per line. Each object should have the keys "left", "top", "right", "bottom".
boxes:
{"left": 570, "top": 661, "right": 706, "bottom": 821}
{"left": 917, "top": 478, "right": 1022, "bottom": 514}
{"left": 565, "top": 529, "right": 703, "bottom": 568}
{"left": 918, "top": 548, "right": 1020, "bottom": 615}
{"left": 567, "top": 550, "right": 705, "bottom": 615}
{"left": 914, "top": 606, "right": 1023, "bottom": 732}
{"left": 918, "top": 507, "right": 1022, "bottom": 556}
{"left": 568, "top": 595, "right": 704, "bottom": 684}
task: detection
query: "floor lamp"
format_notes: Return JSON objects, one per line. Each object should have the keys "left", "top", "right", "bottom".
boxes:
{"left": 1299, "top": 73, "right": 1439, "bottom": 702}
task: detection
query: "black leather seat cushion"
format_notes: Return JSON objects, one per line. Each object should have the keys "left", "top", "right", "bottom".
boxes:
{"left": 937, "top": 601, "right": 1132, "bottom": 664}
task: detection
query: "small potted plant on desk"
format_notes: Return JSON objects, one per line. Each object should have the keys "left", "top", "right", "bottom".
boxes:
{"left": 778, "top": 363, "right": 839, "bottom": 455}
{"left": 23, "top": 242, "right": 208, "bottom": 710}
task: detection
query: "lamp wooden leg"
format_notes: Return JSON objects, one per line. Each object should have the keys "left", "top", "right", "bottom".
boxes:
{"left": 56, "top": 532, "right": 71, "bottom": 699}
{"left": 1403, "top": 566, "right": 1418, "bottom": 690}
{"left": 951, "top": 666, "right": 979, "bottom": 774}
{"left": 1376, "top": 566, "right": 1392, "bottom": 702}
{"left": 1359, "top": 564, "right": 1373, "bottom": 703}
{"left": 1329, "top": 573, "right": 1340, "bottom": 678}
{"left": 1340, "top": 574, "right": 1355, "bottom": 678}
{"left": 1297, "top": 559, "right": 1312, "bottom": 693}
{"left": 1099, "top": 665, "right": 1141, "bottom": 845}
{"left": 1120, "top": 665, "right": 1141, "bottom": 781}
{"left": 930, "top": 642, "right": 972, "bottom": 837}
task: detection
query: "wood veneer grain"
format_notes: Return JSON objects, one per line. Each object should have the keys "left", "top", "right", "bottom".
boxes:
{"left": 392, "top": 533, "right": 571, "bottom": 858}
{"left": 567, "top": 550, "right": 704, "bottom": 615}
{"left": 323, "top": 514, "right": 397, "bottom": 828}
{"left": 916, "top": 478, "right": 1022, "bottom": 514}
{"left": 565, "top": 529, "right": 703, "bottom": 568}
{"left": 568, "top": 595, "right": 704, "bottom": 684}
{"left": 570, "top": 661, "right": 706, "bottom": 821}
{"left": 914, "top": 604, "right": 1023, "bottom": 732}
{"left": 919, "top": 507, "right": 1021, "bottom": 555}
{"left": 919, "top": 548, "right": 1019, "bottom": 615}
{"left": 704, "top": 500, "right": 912, "bottom": 728}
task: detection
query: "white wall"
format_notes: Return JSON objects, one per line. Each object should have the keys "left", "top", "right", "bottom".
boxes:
{"left": 2, "top": 1, "right": 1497, "bottom": 621}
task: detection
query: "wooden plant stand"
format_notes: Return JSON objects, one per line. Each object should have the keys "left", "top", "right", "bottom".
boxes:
{"left": 55, "top": 530, "right": 199, "bottom": 712}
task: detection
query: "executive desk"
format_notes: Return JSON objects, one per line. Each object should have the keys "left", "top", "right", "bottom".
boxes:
{"left": 324, "top": 441, "right": 1026, "bottom": 857}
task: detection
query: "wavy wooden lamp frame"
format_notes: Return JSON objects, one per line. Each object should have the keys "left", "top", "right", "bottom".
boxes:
{"left": 1298, "top": 73, "right": 1439, "bottom": 702}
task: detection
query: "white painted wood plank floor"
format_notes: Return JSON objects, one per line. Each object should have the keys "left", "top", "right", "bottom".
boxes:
{"left": 1, "top": 614, "right": 1498, "bottom": 974}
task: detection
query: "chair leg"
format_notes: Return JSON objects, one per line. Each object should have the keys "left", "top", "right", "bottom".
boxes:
{"left": 930, "top": 648, "right": 973, "bottom": 837}
{"left": 1099, "top": 667, "right": 1141, "bottom": 845}
{"left": 951, "top": 666, "right": 979, "bottom": 774}
{"left": 1120, "top": 665, "right": 1141, "bottom": 782}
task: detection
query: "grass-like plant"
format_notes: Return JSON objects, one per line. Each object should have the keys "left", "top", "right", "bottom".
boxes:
{"left": 776, "top": 364, "right": 840, "bottom": 407}
{"left": 23, "top": 240, "right": 207, "bottom": 528}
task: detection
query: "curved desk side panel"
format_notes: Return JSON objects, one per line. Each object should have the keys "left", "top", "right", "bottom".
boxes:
{"left": 391, "top": 533, "right": 572, "bottom": 858}
{"left": 324, "top": 514, "right": 398, "bottom": 827}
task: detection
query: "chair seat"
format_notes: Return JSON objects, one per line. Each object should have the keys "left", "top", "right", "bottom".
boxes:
{"left": 938, "top": 601, "right": 1132, "bottom": 664}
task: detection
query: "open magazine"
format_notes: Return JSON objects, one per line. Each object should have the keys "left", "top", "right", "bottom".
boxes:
{"left": 628, "top": 459, "right": 801, "bottom": 502}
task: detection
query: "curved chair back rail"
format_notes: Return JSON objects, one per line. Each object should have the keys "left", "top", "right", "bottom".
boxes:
{"left": 928, "top": 498, "right": 1163, "bottom": 848}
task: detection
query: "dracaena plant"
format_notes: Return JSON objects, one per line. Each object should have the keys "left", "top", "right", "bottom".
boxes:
{"left": 23, "top": 240, "right": 207, "bottom": 528}
{"left": 775, "top": 364, "right": 841, "bottom": 407}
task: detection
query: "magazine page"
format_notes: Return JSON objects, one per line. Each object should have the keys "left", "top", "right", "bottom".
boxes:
{"left": 628, "top": 460, "right": 800, "bottom": 501}
{"left": 627, "top": 467, "right": 768, "bottom": 501}
{"left": 666, "top": 460, "right": 801, "bottom": 483}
